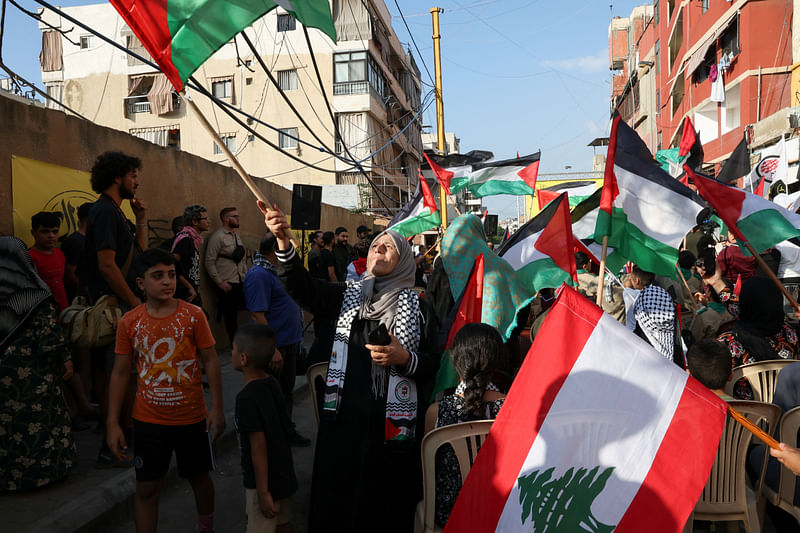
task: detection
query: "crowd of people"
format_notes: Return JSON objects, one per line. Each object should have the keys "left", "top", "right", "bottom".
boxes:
{"left": 4, "top": 149, "right": 800, "bottom": 531}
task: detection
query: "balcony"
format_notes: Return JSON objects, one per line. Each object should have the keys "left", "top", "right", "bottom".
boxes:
{"left": 334, "top": 81, "right": 369, "bottom": 96}
{"left": 124, "top": 93, "right": 181, "bottom": 116}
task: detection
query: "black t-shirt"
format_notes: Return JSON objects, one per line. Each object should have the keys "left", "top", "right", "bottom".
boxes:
{"left": 309, "top": 248, "right": 335, "bottom": 280}
{"left": 82, "top": 195, "right": 137, "bottom": 301}
{"left": 235, "top": 377, "right": 297, "bottom": 498}
{"left": 173, "top": 237, "right": 200, "bottom": 289}
{"left": 61, "top": 232, "right": 85, "bottom": 267}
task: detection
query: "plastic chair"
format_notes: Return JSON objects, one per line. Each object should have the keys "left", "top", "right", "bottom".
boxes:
{"left": 305, "top": 362, "right": 328, "bottom": 427}
{"left": 761, "top": 406, "right": 800, "bottom": 526}
{"left": 687, "top": 400, "right": 781, "bottom": 533}
{"left": 413, "top": 420, "right": 494, "bottom": 533}
{"left": 725, "top": 360, "right": 798, "bottom": 403}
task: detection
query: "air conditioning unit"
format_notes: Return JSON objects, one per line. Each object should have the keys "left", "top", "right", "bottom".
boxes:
{"left": 789, "top": 112, "right": 800, "bottom": 129}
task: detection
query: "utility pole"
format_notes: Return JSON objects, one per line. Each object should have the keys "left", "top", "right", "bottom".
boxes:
{"left": 431, "top": 7, "right": 447, "bottom": 229}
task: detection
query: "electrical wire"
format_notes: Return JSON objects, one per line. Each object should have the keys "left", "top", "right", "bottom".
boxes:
{"left": 392, "top": 0, "right": 433, "bottom": 85}
{"left": 0, "top": 60, "right": 89, "bottom": 120}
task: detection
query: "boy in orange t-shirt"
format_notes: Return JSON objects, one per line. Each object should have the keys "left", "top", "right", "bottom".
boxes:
{"left": 106, "top": 248, "right": 225, "bottom": 533}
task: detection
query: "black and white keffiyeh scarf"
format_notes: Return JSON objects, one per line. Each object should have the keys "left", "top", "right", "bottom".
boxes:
{"left": 324, "top": 279, "right": 422, "bottom": 443}
{"left": 633, "top": 284, "right": 675, "bottom": 361}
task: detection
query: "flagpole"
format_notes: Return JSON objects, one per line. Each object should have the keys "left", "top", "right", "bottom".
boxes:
{"left": 595, "top": 235, "right": 609, "bottom": 307}
{"left": 728, "top": 404, "right": 780, "bottom": 449}
{"left": 431, "top": 7, "right": 448, "bottom": 231}
{"left": 184, "top": 93, "right": 299, "bottom": 247}
{"left": 742, "top": 240, "right": 800, "bottom": 312}
{"left": 675, "top": 266, "right": 698, "bottom": 315}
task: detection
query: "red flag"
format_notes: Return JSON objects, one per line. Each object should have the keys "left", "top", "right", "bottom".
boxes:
{"left": 679, "top": 117, "right": 698, "bottom": 158}
{"left": 481, "top": 207, "right": 488, "bottom": 222}
{"left": 537, "top": 189, "right": 560, "bottom": 210}
{"left": 734, "top": 274, "right": 742, "bottom": 298}
{"left": 678, "top": 174, "right": 690, "bottom": 187}
{"left": 424, "top": 153, "right": 455, "bottom": 195}
{"left": 599, "top": 115, "right": 621, "bottom": 219}
{"left": 534, "top": 192, "right": 578, "bottom": 283}
{"left": 445, "top": 254, "right": 484, "bottom": 349}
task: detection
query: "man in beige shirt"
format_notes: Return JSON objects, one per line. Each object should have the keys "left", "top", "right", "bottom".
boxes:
{"left": 205, "top": 207, "right": 248, "bottom": 344}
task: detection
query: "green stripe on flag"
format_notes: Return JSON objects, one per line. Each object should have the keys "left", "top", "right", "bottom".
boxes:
{"left": 596, "top": 208, "right": 680, "bottom": 277}
{"left": 390, "top": 211, "right": 441, "bottom": 238}
{"left": 739, "top": 209, "right": 800, "bottom": 253}
{"left": 516, "top": 257, "right": 575, "bottom": 292}
{"left": 467, "top": 180, "right": 534, "bottom": 198}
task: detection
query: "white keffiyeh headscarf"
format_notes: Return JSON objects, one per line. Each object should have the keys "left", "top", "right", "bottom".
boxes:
{"left": 633, "top": 284, "right": 675, "bottom": 361}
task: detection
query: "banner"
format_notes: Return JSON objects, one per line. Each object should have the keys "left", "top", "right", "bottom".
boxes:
{"left": 11, "top": 155, "right": 134, "bottom": 247}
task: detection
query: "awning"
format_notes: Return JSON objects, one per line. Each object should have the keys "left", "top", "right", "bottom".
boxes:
{"left": 147, "top": 74, "right": 174, "bottom": 115}
{"left": 685, "top": 34, "right": 715, "bottom": 77}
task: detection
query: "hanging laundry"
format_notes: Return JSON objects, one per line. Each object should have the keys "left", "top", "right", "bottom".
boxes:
{"left": 711, "top": 63, "right": 725, "bottom": 102}
{"left": 709, "top": 63, "right": 718, "bottom": 82}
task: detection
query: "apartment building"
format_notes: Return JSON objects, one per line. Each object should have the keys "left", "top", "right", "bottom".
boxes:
{"left": 37, "top": 0, "right": 423, "bottom": 210}
{"left": 610, "top": 0, "right": 799, "bottom": 176}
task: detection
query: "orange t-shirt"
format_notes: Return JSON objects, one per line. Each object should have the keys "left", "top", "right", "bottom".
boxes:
{"left": 115, "top": 300, "right": 215, "bottom": 425}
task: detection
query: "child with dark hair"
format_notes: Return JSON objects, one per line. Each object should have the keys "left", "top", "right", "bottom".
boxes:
{"left": 424, "top": 323, "right": 507, "bottom": 527}
{"left": 233, "top": 323, "right": 297, "bottom": 532}
{"left": 686, "top": 339, "right": 734, "bottom": 400}
{"left": 29, "top": 211, "right": 68, "bottom": 312}
{"left": 345, "top": 238, "right": 370, "bottom": 281}
{"left": 691, "top": 283, "right": 735, "bottom": 341}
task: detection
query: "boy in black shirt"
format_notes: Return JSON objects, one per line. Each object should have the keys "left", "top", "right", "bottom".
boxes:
{"left": 233, "top": 324, "right": 297, "bottom": 532}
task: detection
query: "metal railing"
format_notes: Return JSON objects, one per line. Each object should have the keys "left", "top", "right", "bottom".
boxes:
{"left": 333, "top": 81, "right": 368, "bottom": 96}
{"left": 124, "top": 93, "right": 181, "bottom": 115}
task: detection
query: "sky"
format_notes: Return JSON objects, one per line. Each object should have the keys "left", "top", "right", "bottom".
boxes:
{"left": 0, "top": 0, "right": 647, "bottom": 219}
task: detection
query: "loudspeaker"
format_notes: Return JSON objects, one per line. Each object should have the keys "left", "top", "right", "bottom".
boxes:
{"left": 290, "top": 184, "right": 322, "bottom": 230}
{"left": 484, "top": 214, "right": 498, "bottom": 237}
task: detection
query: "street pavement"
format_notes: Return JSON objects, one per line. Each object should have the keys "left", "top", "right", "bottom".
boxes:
{"left": 1, "top": 346, "right": 317, "bottom": 533}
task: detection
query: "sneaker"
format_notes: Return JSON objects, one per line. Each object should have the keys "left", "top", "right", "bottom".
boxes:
{"left": 96, "top": 447, "right": 133, "bottom": 469}
{"left": 289, "top": 430, "right": 311, "bottom": 447}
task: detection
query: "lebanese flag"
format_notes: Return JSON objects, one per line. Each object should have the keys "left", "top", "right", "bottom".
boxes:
{"left": 110, "top": 0, "right": 336, "bottom": 90}
{"left": 424, "top": 153, "right": 455, "bottom": 195}
{"left": 596, "top": 115, "right": 705, "bottom": 277}
{"left": 387, "top": 171, "right": 441, "bottom": 237}
{"left": 498, "top": 193, "right": 577, "bottom": 291}
{"left": 450, "top": 152, "right": 541, "bottom": 198}
{"left": 687, "top": 166, "right": 800, "bottom": 252}
{"left": 445, "top": 285, "right": 727, "bottom": 533}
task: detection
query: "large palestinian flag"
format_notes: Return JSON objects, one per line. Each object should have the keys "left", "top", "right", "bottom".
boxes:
{"left": 596, "top": 115, "right": 705, "bottom": 277}
{"left": 387, "top": 172, "right": 441, "bottom": 237}
{"left": 539, "top": 180, "right": 600, "bottom": 207}
{"left": 109, "top": 0, "right": 336, "bottom": 90}
{"left": 450, "top": 152, "right": 540, "bottom": 198}
{"left": 497, "top": 193, "right": 577, "bottom": 292}
{"left": 687, "top": 166, "right": 800, "bottom": 252}
{"left": 445, "top": 286, "right": 727, "bottom": 532}
{"left": 571, "top": 190, "right": 626, "bottom": 274}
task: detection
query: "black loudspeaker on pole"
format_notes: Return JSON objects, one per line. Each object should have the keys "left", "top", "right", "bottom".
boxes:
{"left": 483, "top": 214, "right": 498, "bottom": 237}
{"left": 290, "top": 184, "right": 323, "bottom": 230}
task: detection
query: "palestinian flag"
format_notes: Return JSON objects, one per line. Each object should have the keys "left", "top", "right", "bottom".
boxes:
{"left": 536, "top": 189, "right": 559, "bottom": 210}
{"left": 445, "top": 286, "right": 727, "bottom": 533}
{"left": 109, "top": 0, "right": 336, "bottom": 90}
{"left": 387, "top": 172, "right": 441, "bottom": 237}
{"left": 497, "top": 193, "right": 577, "bottom": 291}
{"left": 678, "top": 116, "right": 704, "bottom": 172}
{"left": 424, "top": 153, "right": 454, "bottom": 195}
{"left": 450, "top": 152, "right": 541, "bottom": 198}
{"left": 570, "top": 190, "right": 626, "bottom": 274}
{"left": 687, "top": 166, "right": 800, "bottom": 253}
{"left": 596, "top": 115, "right": 705, "bottom": 277}
{"left": 540, "top": 180, "right": 600, "bottom": 207}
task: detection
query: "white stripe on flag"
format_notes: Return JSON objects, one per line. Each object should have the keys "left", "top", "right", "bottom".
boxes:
{"left": 501, "top": 229, "right": 548, "bottom": 269}
{"left": 613, "top": 165, "right": 703, "bottom": 248}
{"left": 469, "top": 165, "right": 527, "bottom": 184}
{"left": 740, "top": 192, "right": 800, "bottom": 227}
{"left": 494, "top": 312, "right": 687, "bottom": 530}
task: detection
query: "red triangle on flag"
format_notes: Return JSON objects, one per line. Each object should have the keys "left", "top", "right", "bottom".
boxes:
{"left": 481, "top": 207, "right": 488, "bottom": 221}
{"left": 418, "top": 169, "right": 439, "bottom": 216}
{"left": 424, "top": 153, "right": 454, "bottom": 195}
{"left": 534, "top": 193, "right": 578, "bottom": 283}
{"left": 445, "top": 254, "right": 485, "bottom": 349}
{"left": 517, "top": 159, "right": 540, "bottom": 189}
{"left": 537, "top": 189, "right": 560, "bottom": 210}
{"left": 679, "top": 117, "right": 698, "bottom": 158}
{"left": 734, "top": 274, "right": 742, "bottom": 298}
{"left": 600, "top": 115, "right": 621, "bottom": 217}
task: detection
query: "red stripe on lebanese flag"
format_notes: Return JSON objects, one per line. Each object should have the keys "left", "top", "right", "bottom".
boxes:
{"left": 443, "top": 287, "right": 600, "bottom": 533}
{"left": 615, "top": 377, "right": 726, "bottom": 531}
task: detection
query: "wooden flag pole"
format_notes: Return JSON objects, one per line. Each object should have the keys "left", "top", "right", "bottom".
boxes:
{"left": 675, "top": 266, "right": 698, "bottom": 315}
{"left": 184, "top": 93, "right": 298, "bottom": 247}
{"left": 741, "top": 239, "right": 800, "bottom": 312}
{"left": 728, "top": 404, "right": 780, "bottom": 450}
{"left": 595, "top": 235, "right": 609, "bottom": 307}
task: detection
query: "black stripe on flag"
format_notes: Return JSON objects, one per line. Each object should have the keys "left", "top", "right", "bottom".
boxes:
{"left": 389, "top": 182, "right": 423, "bottom": 227}
{"left": 472, "top": 151, "right": 541, "bottom": 171}
{"left": 570, "top": 188, "right": 601, "bottom": 224}
{"left": 497, "top": 192, "right": 565, "bottom": 257}
{"left": 613, "top": 117, "right": 705, "bottom": 205}
{"left": 423, "top": 150, "right": 495, "bottom": 169}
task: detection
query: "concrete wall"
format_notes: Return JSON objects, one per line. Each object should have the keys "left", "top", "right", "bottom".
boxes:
{"left": 0, "top": 93, "right": 376, "bottom": 344}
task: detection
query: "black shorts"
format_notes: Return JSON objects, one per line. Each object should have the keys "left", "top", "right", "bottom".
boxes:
{"left": 132, "top": 419, "right": 215, "bottom": 482}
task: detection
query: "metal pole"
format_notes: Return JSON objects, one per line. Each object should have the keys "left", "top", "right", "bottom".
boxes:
{"left": 431, "top": 7, "right": 447, "bottom": 229}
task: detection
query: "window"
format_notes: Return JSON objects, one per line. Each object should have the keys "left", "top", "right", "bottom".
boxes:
{"left": 212, "top": 78, "right": 233, "bottom": 99}
{"left": 653, "top": 0, "right": 659, "bottom": 26}
{"left": 667, "top": 0, "right": 675, "bottom": 20}
{"left": 278, "top": 14, "right": 296, "bottom": 32}
{"left": 722, "top": 83, "right": 741, "bottom": 135}
{"left": 278, "top": 69, "right": 298, "bottom": 91}
{"left": 655, "top": 40, "right": 660, "bottom": 75}
{"left": 720, "top": 18, "right": 740, "bottom": 58}
{"left": 668, "top": 11, "right": 683, "bottom": 71}
{"left": 656, "top": 89, "right": 660, "bottom": 112}
{"left": 279, "top": 128, "right": 298, "bottom": 149}
{"left": 45, "top": 82, "right": 63, "bottom": 109}
{"left": 79, "top": 35, "right": 93, "bottom": 50}
{"left": 213, "top": 134, "right": 236, "bottom": 155}
{"left": 124, "top": 33, "right": 151, "bottom": 66}
{"left": 333, "top": 51, "right": 386, "bottom": 97}
{"left": 701, "top": 0, "right": 709, "bottom": 13}
{"left": 671, "top": 74, "right": 685, "bottom": 117}
{"left": 246, "top": 77, "right": 253, "bottom": 86}
{"left": 695, "top": 101, "right": 718, "bottom": 144}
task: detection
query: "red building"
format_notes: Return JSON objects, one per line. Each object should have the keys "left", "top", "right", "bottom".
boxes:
{"left": 611, "top": 0, "right": 795, "bottom": 172}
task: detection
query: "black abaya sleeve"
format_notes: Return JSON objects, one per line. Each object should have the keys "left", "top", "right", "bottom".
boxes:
{"left": 275, "top": 244, "right": 345, "bottom": 320}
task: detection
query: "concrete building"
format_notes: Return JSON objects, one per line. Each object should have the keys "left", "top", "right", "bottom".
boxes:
{"left": 610, "top": 0, "right": 799, "bottom": 179}
{"left": 421, "top": 130, "right": 459, "bottom": 155}
{"left": 37, "top": 0, "right": 423, "bottom": 210}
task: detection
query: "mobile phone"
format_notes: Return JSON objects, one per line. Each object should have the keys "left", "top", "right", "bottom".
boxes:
{"left": 367, "top": 323, "right": 391, "bottom": 346}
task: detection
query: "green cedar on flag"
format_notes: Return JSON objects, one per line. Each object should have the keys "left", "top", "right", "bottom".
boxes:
{"left": 109, "top": 0, "right": 337, "bottom": 90}
{"left": 596, "top": 115, "right": 705, "bottom": 278}
{"left": 497, "top": 192, "right": 577, "bottom": 293}
{"left": 687, "top": 166, "right": 800, "bottom": 253}
{"left": 387, "top": 171, "right": 441, "bottom": 238}
{"left": 449, "top": 152, "right": 540, "bottom": 198}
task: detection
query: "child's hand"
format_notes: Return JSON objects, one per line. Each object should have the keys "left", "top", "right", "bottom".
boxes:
{"left": 770, "top": 442, "right": 800, "bottom": 476}
{"left": 106, "top": 424, "right": 128, "bottom": 461}
{"left": 258, "top": 490, "right": 279, "bottom": 518}
{"left": 207, "top": 408, "right": 226, "bottom": 441}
